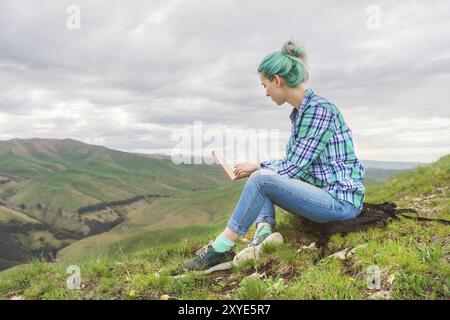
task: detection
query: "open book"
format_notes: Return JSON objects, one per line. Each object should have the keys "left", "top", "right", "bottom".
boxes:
{"left": 211, "top": 150, "right": 239, "bottom": 181}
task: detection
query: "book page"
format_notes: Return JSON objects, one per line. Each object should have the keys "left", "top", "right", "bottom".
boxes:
{"left": 211, "top": 150, "right": 238, "bottom": 181}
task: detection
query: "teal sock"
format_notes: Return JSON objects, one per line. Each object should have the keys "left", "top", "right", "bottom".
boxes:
{"left": 212, "top": 233, "right": 236, "bottom": 253}
{"left": 259, "top": 225, "right": 272, "bottom": 237}
{"left": 256, "top": 225, "right": 272, "bottom": 239}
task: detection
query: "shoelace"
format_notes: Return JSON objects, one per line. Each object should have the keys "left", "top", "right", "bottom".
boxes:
{"left": 251, "top": 227, "right": 264, "bottom": 247}
{"left": 195, "top": 240, "right": 213, "bottom": 257}
{"left": 250, "top": 229, "right": 262, "bottom": 260}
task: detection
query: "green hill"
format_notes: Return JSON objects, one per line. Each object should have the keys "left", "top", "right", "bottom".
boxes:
{"left": 0, "top": 205, "right": 73, "bottom": 271}
{"left": 0, "top": 138, "right": 229, "bottom": 221}
{"left": 0, "top": 154, "right": 448, "bottom": 300}
{"left": 0, "top": 138, "right": 234, "bottom": 270}
{"left": 56, "top": 181, "right": 246, "bottom": 261}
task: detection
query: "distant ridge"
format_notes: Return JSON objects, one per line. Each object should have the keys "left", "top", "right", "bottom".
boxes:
{"left": 361, "top": 159, "right": 426, "bottom": 170}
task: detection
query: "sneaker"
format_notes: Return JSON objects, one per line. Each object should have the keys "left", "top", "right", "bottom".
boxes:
{"left": 233, "top": 232, "right": 284, "bottom": 267}
{"left": 183, "top": 244, "right": 236, "bottom": 272}
{"left": 248, "top": 228, "right": 272, "bottom": 247}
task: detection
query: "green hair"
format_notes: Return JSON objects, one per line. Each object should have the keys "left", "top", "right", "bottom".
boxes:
{"left": 258, "top": 40, "right": 309, "bottom": 87}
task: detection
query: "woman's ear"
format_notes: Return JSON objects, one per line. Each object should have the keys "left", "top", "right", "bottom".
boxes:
{"left": 273, "top": 75, "right": 283, "bottom": 87}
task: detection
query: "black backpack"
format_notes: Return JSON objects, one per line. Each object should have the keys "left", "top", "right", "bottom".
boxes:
{"left": 295, "top": 202, "right": 450, "bottom": 246}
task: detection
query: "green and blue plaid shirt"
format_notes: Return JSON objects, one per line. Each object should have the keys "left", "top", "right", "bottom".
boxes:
{"left": 260, "top": 88, "right": 365, "bottom": 209}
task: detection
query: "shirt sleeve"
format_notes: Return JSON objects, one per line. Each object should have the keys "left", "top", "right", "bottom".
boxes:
{"left": 260, "top": 105, "right": 336, "bottom": 178}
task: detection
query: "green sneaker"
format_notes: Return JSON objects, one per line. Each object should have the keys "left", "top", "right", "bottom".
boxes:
{"left": 183, "top": 244, "right": 235, "bottom": 272}
{"left": 248, "top": 228, "right": 272, "bottom": 247}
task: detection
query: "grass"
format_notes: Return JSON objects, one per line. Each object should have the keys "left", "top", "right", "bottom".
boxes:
{"left": 0, "top": 154, "right": 448, "bottom": 300}
{"left": 0, "top": 206, "right": 40, "bottom": 224}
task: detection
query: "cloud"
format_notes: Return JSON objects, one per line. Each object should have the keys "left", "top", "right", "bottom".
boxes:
{"left": 0, "top": 0, "right": 449, "bottom": 162}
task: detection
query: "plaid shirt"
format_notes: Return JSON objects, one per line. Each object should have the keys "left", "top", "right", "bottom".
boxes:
{"left": 260, "top": 88, "right": 365, "bottom": 209}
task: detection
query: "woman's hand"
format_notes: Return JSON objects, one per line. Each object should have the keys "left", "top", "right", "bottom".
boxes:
{"left": 233, "top": 162, "right": 260, "bottom": 179}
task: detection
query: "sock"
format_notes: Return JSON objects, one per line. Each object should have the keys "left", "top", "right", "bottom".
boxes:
{"left": 211, "top": 233, "right": 236, "bottom": 253}
{"left": 258, "top": 225, "right": 272, "bottom": 237}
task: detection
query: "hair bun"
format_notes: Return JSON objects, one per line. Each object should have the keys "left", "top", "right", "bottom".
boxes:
{"left": 281, "top": 40, "right": 303, "bottom": 58}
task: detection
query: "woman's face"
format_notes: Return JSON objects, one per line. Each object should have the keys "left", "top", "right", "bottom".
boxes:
{"left": 259, "top": 73, "right": 286, "bottom": 106}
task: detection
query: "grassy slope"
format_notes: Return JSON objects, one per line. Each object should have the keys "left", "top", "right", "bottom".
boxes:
{"left": 0, "top": 209, "right": 62, "bottom": 250}
{"left": 57, "top": 181, "right": 245, "bottom": 261}
{"left": 0, "top": 138, "right": 235, "bottom": 269}
{"left": 363, "top": 168, "right": 407, "bottom": 186}
{"left": 0, "top": 206, "right": 40, "bottom": 224}
{"left": 0, "top": 206, "right": 72, "bottom": 269}
{"left": 0, "top": 155, "right": 448, "bottom": 300}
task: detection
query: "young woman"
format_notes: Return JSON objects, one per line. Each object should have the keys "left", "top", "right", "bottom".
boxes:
{"left": 184, "top": 40, "right": 365, "bottom": 271}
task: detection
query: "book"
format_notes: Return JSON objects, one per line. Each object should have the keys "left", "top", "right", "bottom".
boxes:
{"left": 211, "top": 150, "right": 238, "bottom": 181}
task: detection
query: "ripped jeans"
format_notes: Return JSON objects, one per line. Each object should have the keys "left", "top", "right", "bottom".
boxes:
{"left": 227, "top": 169, "right": 362, "bottom": 236}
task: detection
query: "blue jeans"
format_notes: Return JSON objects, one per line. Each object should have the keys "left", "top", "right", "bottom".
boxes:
{"left": 227, "top": 169, "right": 362, "bottom": 236}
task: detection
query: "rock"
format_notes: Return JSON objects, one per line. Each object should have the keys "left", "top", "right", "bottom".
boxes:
{"left": 328, "top": 248, "right": 349, "bottom": 260}
{"left": 305, "top": 242, "right": 316, "bottom": 249}
{"left": 246, "top": 271, "right": 266, "bottom": 280}
{"left": 160, "top": 294, "right": 170, "bottom": 300}
{"left": 346, "top": 244, "right": 369, "bottom": 258}
{"left": 368, "top": 290, "right": 391, "bottom": 300}
{"left": 10, "top": 295, "right": 25, "bottom": 300}
{"left": 296, "top": 242, "right": 316, "bottom": 253}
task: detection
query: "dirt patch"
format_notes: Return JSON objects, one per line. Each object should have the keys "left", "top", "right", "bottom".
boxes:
{"left": 236, "top": 257, "right": 298, "bottom": 282}
{"left": 206, "top": 271, "right": 238, "bottom": 296}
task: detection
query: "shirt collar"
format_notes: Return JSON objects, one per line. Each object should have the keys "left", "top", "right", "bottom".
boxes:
{"left": 289, "top": 88, "right": 314, "bottom": 121}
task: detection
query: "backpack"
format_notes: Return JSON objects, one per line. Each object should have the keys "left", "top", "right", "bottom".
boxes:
{"left": 295, "top": 202, "right": 450, "bottom": 246}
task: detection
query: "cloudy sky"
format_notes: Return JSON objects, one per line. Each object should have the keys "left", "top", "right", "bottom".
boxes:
{"left": 0, "top": 0, "right": 449, "bottom": 163}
